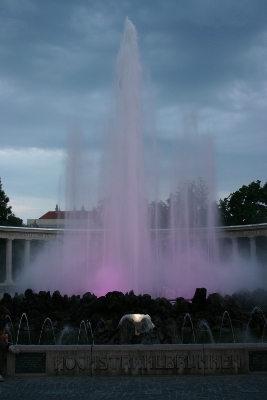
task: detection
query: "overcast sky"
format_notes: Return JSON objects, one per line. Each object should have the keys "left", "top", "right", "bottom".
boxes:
{"left": 0, "top": 0, "right": 266, "bottom": 223}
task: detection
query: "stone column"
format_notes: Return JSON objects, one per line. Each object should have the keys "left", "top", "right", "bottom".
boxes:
{"left": 249, "top": 236, "right": 257, "bottom": 263}
{"left": 24, "top": 239, "right": 31, "bottom": 267}
{"left": 4, "top": 238, "right": 14, "bottom": 284}
{"left": 232, "top": 237, "right": 238, "bottom": 262}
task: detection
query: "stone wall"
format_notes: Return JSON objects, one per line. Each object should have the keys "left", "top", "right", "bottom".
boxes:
{"left": 6, "top": 343, "right": 267, "bottom": 376}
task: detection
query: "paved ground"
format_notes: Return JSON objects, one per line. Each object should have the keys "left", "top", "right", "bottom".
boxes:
{"left": 0, "top": 375, "right": 266, "bottom": 399}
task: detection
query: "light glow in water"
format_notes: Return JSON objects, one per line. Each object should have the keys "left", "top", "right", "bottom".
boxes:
{"left": 19, "top": 18, "right": 262, "bottom": 298}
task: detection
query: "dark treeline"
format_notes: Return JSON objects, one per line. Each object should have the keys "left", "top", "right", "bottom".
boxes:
{"left": 91, "top": 179, "right": 267, "bottom": 229}
{"left": 91, "top": 178, "right": 216, "bottom": 229}
{"left": 0, "top": 178, "right": 23, "bottom": 227}
{"left": 219, "top": 180, "right": 267, "bottom": 226}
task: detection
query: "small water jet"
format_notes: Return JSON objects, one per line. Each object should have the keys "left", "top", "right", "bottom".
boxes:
{"left": 245, "top": 307, "right": 267, "bottom": 343}
{"left": 77, "top": 320, "right": 89, "bottom": 345}
{"left": 196, "top": 320, "right": 214, "bottom": 343}
{"left": 57, "top": 326, "right": 76, "bottom": 345}
{"left": 77, "top": 320, "right": 94, "bottom": 345}
{"left": 181, "top": 313, "right": 196, "bottom": 344}
{"left": 38, "top": 317, "right": 56, "bottom": 345}
{"left": 219, "top": 311, "right": 235, "bottom": 343}
{"left": 16, "top": 313, "right": 31, "bottom": 345}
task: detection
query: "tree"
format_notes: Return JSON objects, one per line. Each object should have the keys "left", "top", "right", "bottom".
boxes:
{"left": 219, "top": 180, "right": 267, "bottom": 226}
{"left": 148, "top": 199, "right": 169, "bottom": 229}
{"left": 0, "top": 178, "right": 23, "bottom": 226}
{"left": 166, "top": 178, "right": 213, "bottom": 228}
{"left": 148, "top": 178, "right": 214, "bottom": 229}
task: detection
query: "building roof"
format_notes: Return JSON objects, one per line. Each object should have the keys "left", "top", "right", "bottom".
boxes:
{"left": 39, "top": 210, "right": 93, "bottom": 220}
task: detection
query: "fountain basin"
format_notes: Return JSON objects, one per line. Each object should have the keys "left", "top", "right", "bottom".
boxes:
{"left": 6, "top": 343, "right": 267, "bottom": 376}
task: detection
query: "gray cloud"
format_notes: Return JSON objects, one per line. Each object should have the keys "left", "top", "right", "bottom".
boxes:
{"left": 0, "top": 0, "right": 266, "bottom": 220}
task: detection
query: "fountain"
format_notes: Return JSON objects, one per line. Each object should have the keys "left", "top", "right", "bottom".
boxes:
{"left": 4, "top": 19, "right": 267, "bottom": 378}
{"left": 2, "top": 287, "right": 267, "bottom": 377}
{"left": 3, "top": 287, "right": 267, "bottom": 346}
{"left": 17, "top": 17, "right": 261, "bottom": 300}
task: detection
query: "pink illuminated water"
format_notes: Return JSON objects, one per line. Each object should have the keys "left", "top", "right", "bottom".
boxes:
{"left": 99, "top": 18, "right": 152, "bottom": 294}
{"left": 20, "top": 18, "right": 261, "bottom": 297}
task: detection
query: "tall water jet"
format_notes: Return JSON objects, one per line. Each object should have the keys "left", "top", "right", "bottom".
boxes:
{"left": 99, "top": 17, "right": 152, "bottom": 295}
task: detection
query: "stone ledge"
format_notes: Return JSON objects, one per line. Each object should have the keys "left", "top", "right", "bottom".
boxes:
{"left": 6, "top": 343, "right": 267, "bottom": 376}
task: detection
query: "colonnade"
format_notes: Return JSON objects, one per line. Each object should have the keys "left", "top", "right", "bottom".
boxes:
{"left": 3, "top": 238, "right": 32, "bottom": 284}
{"left": 0, "top": 224, "right": 267, "bottom": 286}
{"left": 0, "top": 227, "right": 59, "bottom": 286}
{"left": 231, "top": 236, "right": 257, "bottom": 263}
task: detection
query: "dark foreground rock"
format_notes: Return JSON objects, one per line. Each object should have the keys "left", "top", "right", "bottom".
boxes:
{"left": 1, "top": 287, "right": 267, "bottom": 344}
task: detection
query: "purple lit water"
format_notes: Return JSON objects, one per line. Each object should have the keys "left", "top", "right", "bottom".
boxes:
{"left": 20, "top": 18, "right": 261, "bottom": 298}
